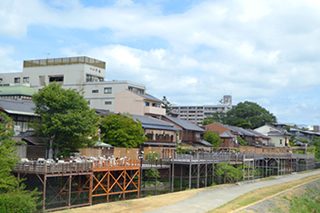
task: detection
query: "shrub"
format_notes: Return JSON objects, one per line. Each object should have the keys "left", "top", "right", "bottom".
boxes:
{"left": 146, "top": 151, "right": 160, "bottom": 159}
{"left": 145, "top": 169, "right": 161, "bottom": 179}
{"left": 0, "top": 189, "right": 40, "bottom": 213}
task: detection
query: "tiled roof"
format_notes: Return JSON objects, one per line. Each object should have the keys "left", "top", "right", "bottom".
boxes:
{"left": 246, "top": 129, "right": 271, "bottom": 138}
{"left": 220, "top": 130, "right": 235, "bottom": 138}
{"left": 0, "top": 99, "right": 36, "bottom": 115}
{"left": 163, "top": 115, "right": 205, "bottom": 132}
{"left": 197, "top": 140, "right": 214, "bottom": 147}
{"left": 132, "top": 114, "right": 181, "bottom": 131}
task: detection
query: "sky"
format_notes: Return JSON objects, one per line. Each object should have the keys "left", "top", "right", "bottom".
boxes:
{"left": 0, "top": 0, "right": 320, "bottom": 125}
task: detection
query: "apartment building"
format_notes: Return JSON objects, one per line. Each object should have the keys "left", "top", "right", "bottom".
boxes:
{"left": 0, "top": 56, "right": 149, "bottom": 113}
{"left": 171, "top": 95, "right": 235, "bottom": 125}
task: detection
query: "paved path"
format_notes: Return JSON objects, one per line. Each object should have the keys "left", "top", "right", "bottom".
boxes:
{"left": 146, "top": 170, "right": 320, "bottom": 213}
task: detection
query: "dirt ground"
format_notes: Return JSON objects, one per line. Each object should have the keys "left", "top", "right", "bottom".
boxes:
{"left": 58, "top": 174, "right": 320, "bottom": 213}
{"left": 58, "top": 186, "right": 220, "bottom": 213}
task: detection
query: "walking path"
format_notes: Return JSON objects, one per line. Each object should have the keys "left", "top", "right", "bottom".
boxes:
{"left": 146, "top": 170, "right": 320, "bottom": 213}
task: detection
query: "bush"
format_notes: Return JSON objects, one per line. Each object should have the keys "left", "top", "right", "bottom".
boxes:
{"left": 146, "top": 151, "right": 160, "bottom": 159}
{"left": 145, "top": 169, "right": 161, "bottom": 179}
{"left": 0, "top": 189, "right": 40, "bottom": 213}
{"left": 237, "top": 136, "right": 248, "bottom": 146}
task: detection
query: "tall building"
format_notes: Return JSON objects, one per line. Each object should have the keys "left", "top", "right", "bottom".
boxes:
{"left": 171, "top": 95, "right": 235, "bottom": 126}
{"left": 0, "top": 56, "right": 154, "bottom": 113}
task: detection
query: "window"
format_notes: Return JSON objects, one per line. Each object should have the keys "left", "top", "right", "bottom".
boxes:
{"left": 49, "top": 76, "right": 63, "bottom": 82}
{"left": 280, "top": 139, "right": 282, "bottom": 144}
{"left": 189, "top": 107, "right": 196, "bottom": 110}
{"left": 92, "top": 90, "right": 99, "bottom": 93}
{"left": 104, "top": 87, "right": 112, "bottom": 94}
{"left": 14, "top": 77, "right": 20, "bottom": 83}
{"left": 23, "top": 77, "right": 29, "bottom": 83}
{"left": 180, "top": 107, "right": 187, "bottom": 109}
{"left": 0, "top": 78, "right": 2, "bottom": 83}
{"left": 152, "top": 103, "right": 160, "bottom": 107}
{"left": 145, "top": 102, "right": 150, "bottom": 106}
{"left": 105, "top": 101, "right": 112, "bottom": 105}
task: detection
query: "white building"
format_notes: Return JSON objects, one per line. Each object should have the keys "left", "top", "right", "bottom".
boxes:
{"left": 171, "top": 95, "right": 235, "bottom": 125}
{"left": 0, "top": 56, "right": 150, "bottom": 113}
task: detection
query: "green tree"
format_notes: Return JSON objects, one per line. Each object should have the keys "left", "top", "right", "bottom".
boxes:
{"left": 31, "top": 83, "right": 100, "bottom": 157}
{"left": 0, "top": 113, "right": 40, "bottom": 212}
{"left": 312, "top": 136, "right": 320, "bottom": 159}
{"left": 226, "top": 101, "right": 277, "bottom": 129}
{"left": 0, "top": 113, "right": 20, "bottom": 192}
{"left": 215, "top": 162, "right": 242, "bottom": 184}
{"left": 100, "top": 114, "right": 147, "bottom": 148}
{"left": 204, "top": 131, "right": 223, "bottom": 147}
{"left": 162, "top": 96, "right": 172, "bottom": 114}
{"left": 237, "top": 136, "right": 248, "bottom": 146}
{"left": 203, "top": 111, "right": 227, "bottom": 125}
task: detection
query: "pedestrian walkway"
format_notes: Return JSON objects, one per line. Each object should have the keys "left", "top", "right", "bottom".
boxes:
{"left": 146, "top": 170, "right": 320, "bottom": 213}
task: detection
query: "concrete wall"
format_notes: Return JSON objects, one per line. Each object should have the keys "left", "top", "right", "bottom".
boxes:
{"left": 115, "top": 90, "right": 145, "bottom": 115}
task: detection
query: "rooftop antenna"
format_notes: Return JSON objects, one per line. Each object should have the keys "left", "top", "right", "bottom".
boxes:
{"left": 43, "top": 52, "right": 50, "bottom": 59}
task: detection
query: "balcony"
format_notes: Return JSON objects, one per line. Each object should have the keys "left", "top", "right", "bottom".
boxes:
{"left": 144, "top": 106, "right": 165, "bottom": 116}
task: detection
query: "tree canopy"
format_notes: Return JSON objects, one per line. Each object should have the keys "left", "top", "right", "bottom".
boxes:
{"left": 0, "top": 113, "right": 20, "bottom": 192}
{"left": 226, "top": 101, "right": 277, "bottom": 129}
{"left": 204, "top": 131, "right": 223, "bottom": 147}
{"left": 0, "top": 113, "right": 40, "bottom": 212}
{"left": 203, "top": 101, "right": 277, "bottom": 129}
{"left": 162, "top": 96, "right": 172, "bottom": 114}
{"left": 100, "top": 114, "right": 147, "bottom": 148}
{"left": 31, "top": 83, "right": 100, "bottom": 157}
{"left": 203, "top": 111, "right": 227, "bottom": 125}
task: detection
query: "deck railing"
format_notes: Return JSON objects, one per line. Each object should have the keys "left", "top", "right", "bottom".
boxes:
{"left": 14, "top": 161, "right": 93, "bottom": 174}
{"left": 14, "top": 158, "right": 141, "bottom": 174}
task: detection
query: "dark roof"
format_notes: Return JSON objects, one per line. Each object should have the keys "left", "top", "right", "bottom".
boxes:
{"left": 136, "top": 92, "right": 162, "bottom": 102}
{"left": 13, "top": 136, "right": 46, "bottom": 146}
{"left": 132, "top": 114, "right": 181, "bottom": 131}
{"left": 95, "top": 109, "right": 112, "bottom": 116}
{"left": 220, "top": 130, "right": 235, "bottom": 138}
{"left": 0, "top": 99, "right": 36, "bottom": 115}
{"left": 163, "top": 115, "right": 205, "bottom": 132}
{"left": 197, "top": 140, "right": 214, "bottom": 147}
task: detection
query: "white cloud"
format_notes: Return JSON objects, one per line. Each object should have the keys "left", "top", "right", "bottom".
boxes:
{"left": 0, "top": 45, "right": 21, "bottom": 73}
{"left": 2, "top": 0, "right": 320, "bottom": 124}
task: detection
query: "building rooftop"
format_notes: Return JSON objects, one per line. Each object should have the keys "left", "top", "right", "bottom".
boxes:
{"left": 132, "top": 114, "right": 181, "bottom": 131}
{"left": 163, "top": 115, "right": 205, "bottom": 132}
{"left": 0, "top": 99, "right": 36, "bottom": 115}
{"left": 0, "top": 85, "right": 37, "bottom": 96}
{"left": 23, "top": 56, "right": 105, "bottom": 69}
{"left": 137, "top": 93, "right": 162, "bottom": 102}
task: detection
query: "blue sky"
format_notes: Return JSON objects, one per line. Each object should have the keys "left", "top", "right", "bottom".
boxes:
{"left": 1, "top": 0, "right": 320, "bottom": 126}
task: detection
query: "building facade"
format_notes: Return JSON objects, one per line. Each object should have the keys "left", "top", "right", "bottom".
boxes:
{"left": 0, "top": 56, "right": 147, "bottom": 112}
{"left": 171, "top": 95, "right": 235, "bottom": 125}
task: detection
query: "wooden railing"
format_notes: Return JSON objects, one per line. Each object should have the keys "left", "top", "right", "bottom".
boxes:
{"left": 14, "top": 161, "right": 93, "bottom": 174}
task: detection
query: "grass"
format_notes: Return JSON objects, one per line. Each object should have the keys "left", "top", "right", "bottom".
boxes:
{"left": 207, "top": 174, "right": 320, "bottom": 213}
